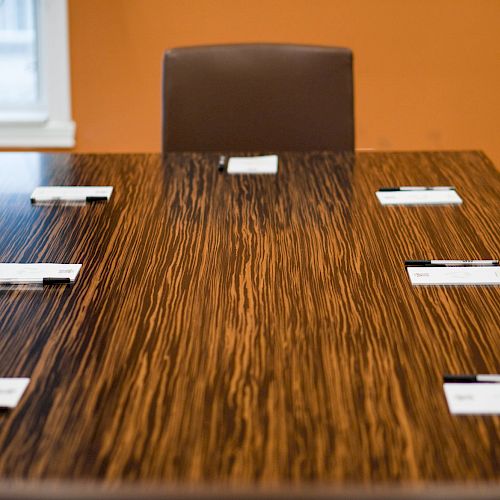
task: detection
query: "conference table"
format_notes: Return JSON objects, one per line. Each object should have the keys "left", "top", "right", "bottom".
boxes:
{"left": 0, "top": 151, "right": 498, "bottom": 499}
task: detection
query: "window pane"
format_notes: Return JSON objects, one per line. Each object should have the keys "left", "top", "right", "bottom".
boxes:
{"left": 0, "top": 0, "right": 39, "bottom": 105}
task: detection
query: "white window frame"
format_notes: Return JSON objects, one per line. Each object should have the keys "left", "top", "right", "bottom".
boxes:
{"left": 0, "top": 0, "right": 75, "bottom": 148}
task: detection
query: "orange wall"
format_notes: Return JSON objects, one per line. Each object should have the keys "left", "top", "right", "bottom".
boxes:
{"left": 68, "top": 0, "right": 500, "bottom": 166}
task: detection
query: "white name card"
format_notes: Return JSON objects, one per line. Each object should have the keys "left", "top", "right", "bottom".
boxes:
{"left": 31, "top": 186, "right": 113, "bottom": 202}
{"left": 0, "top": 378, "right": 30, "bottom": 408}
{"left": 376, "top": 190, "right": 462, "bottom": 205}
{"left": 407, "top": 266, "right": 500, "bottom": 285}
{"left": 227, "top": 155, "right": 278, "bottom": 175}
{"left": 444, "top": 383, "right": 500, "bottom": 415}
{"left": 0, "top": 263, "right": 82, "bottom": 285}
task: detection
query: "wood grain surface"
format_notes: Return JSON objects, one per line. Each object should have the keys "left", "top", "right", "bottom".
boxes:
{"left": 0, "top": 151, "right": 498, "bottom": 497}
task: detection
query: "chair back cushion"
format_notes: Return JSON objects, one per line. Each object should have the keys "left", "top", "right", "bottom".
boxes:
{"left": 163, "top": 44, "right": 354, "bottom": 152}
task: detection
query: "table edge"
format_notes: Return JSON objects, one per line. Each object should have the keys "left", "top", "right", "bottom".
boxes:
{"left": 0, "top": 481, "right": 499, "bottom": 500}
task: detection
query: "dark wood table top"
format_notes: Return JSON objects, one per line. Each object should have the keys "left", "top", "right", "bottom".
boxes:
{"left": 0, "top": 151, "right": 498, "bottom": 499}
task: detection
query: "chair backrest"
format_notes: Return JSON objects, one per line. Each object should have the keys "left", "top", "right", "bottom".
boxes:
{"left": 162, "top": 44, "right": 354, "bottom": 152}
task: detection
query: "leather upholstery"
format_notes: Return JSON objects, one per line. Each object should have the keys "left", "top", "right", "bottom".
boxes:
{"left": 162, "top": 44, "right": 354, "bottom": 152}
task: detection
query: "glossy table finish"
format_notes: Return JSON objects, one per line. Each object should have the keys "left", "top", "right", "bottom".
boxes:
{"left": 0, "top": 151, "right": 498, "bottom": 498}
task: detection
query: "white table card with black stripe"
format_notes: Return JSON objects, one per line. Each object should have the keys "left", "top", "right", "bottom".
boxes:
{"left": 31, "top": 186, "right": 113, "bottom": 203}
{"left": 0, "top": 263, "right": 82, "bottom": 285}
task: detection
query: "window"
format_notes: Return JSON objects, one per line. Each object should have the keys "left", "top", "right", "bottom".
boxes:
{"left": 0, "top": 0, "right": 39, "bottom": 108}
{"left": 0, "top": 0, "right": 75, "bottom": 147}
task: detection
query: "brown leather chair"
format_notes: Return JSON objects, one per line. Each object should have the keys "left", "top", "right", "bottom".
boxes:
{"left": 162, "top": 44, "right": 354, "bottom": 152}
